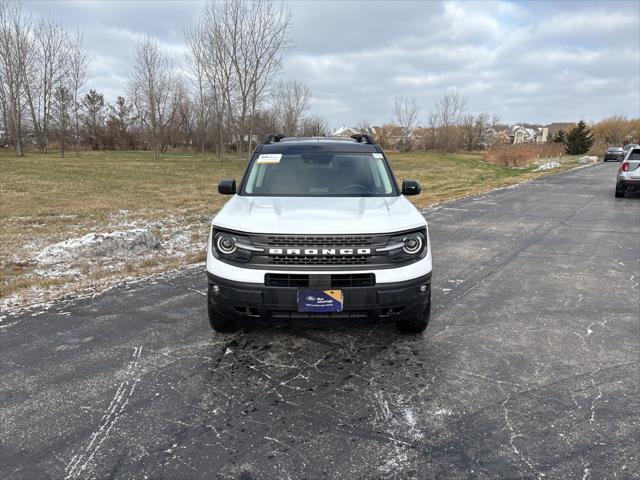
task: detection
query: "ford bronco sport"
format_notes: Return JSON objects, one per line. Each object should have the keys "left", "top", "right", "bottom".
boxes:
{"left": 206, "top": 134, "right": 432, "bottom": 333}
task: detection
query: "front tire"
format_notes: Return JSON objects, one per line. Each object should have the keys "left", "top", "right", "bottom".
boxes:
{"left": 207, "top": 284, "right": 240, "bottom": 332}
{"left": 396, "top": 296, "right": 431, "bottom": 333}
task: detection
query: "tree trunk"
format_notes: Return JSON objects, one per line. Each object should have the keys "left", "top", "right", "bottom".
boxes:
{"left": 74, "top": 103, "right": 80, "bottom": 156}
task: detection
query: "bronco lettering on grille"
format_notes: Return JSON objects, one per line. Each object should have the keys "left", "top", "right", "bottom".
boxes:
{"left": 267, "top": 247, "right": 371, "bottom": 256}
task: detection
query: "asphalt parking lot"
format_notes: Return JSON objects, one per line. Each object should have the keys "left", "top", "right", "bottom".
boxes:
{"left": 1, "top": 162, "right": 638, "bottom": 479}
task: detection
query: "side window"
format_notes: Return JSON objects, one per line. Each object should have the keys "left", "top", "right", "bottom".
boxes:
{"left": 629, "top": 150, "right": 640, "bottom": 160}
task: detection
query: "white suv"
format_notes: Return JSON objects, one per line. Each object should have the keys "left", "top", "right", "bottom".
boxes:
{"left": 206, "top": 135, "right": 432, "bottom": 333}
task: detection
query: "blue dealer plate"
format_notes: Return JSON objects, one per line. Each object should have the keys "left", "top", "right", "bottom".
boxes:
{"left": 297, "top": 290, "right": 344, "bottom": 313}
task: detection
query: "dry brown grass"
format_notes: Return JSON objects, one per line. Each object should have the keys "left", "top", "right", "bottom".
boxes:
{"left": 482, "top": 143, "right": 566, "bottom": 167}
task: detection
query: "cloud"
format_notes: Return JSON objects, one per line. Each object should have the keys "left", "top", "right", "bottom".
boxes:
{"left": 23, "top": 0, "right": 640, "bottom": 128}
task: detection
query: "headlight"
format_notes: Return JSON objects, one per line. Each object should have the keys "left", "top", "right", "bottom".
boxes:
{"left": 402, "top": 233, "right": 424, "bottom": 254}
{"left": 215, "top": 233, "right": 237, "bottom": 254}
{"left": 212, "top": 229, "right": 262, "bottom": 263}
{"left": 379, "top": 229, "right": 427, "bottom": 263}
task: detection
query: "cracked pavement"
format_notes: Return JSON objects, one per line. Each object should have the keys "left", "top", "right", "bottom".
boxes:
{"left": 1, "top": 163, "right": 639, "bottom": 479}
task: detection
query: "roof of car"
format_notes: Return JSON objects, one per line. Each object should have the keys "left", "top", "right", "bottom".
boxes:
{"left": 260, "top": 136, "right": 379, "bottom": 154}
{"left": 277, "top": 136, "right": 361, "bottom": 144}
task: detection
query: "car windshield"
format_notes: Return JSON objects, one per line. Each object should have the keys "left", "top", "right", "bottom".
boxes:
{"left": 242, "top": 152, "right": 397, "bottom": 197}
{"left": 608, "top": 147, "right": 622, "bottom": 152}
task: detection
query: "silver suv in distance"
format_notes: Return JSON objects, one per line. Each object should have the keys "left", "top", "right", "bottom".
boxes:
{"left": 604, "top": 147, "right": 625, "bottom": 162}
{"left": 615, "top": 147, "right": 640, "bottom": 197}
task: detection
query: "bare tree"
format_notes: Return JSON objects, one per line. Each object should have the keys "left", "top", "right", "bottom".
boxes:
{"left": 185, "top": 25, "right": 211, "bottom": 160}
{"left": 460, "top": 114, "right": 476, "bottom": 151}
{"left": 128, "top": 36, "right": 177, "bottom": 159}
{"left": 0, "top": 73, "right": 6, "bottom": 136}
{"left": 435, "top": 89, "right": 467, "bottom": 151}
{"left": 242, "top": 0, "right": 291, "bottom": 153}
{"left": 53, "top": 84, "right": 71, "bottom": 157}
{"left": 190, "top": 0, "right": 291, "bottom": 157}
{"left": 299, "top": 115, "right": 329, "bottom": 137}
{"left": 24, "top": 17, "right": 69, "bottom": 153}
{"left": 272, "top": 79, "right": 311, "bottom": 135}
{"left": 0, "top": 0, "right": 31, "bottom": 156}
{"left": 67, "top": 29, "right": 87, "bottom": 156}
{"left": 426, "top": 112, "right": 438, "bottom": 149}
{"left": 392, "top": 96, "right": 421, "bottom": 136}
{"left": 475, "top": 112, "right": 492, "bottom": 147}
{"left": 190, "top": 3, "right": 236, "bottom": 159}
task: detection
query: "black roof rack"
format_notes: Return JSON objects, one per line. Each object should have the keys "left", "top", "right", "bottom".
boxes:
{"left": 350, "top": 133, "right": 375, "bottom": 145}
{"left": 262, "top": 133, "right": 285, "bottom": 144}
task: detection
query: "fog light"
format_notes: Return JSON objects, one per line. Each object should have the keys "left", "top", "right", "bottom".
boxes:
{"left": 212, "top": 285, "right": 221, "bottom": 295}
{"left": 419, "top": 285, "right": 428, "bottom": 293}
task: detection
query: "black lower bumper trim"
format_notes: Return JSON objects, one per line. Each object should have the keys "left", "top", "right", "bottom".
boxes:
{"left": 618, "top": 180, "right": 640, "bottom": 192}
{"left": 206, "top": 272, "right": 431, "bottom": 323}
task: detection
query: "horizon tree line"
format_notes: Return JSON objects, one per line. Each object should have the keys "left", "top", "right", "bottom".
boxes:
{"left": 1, "top": 0, "right": 638, "bottom": 157}
{"left": 0, "top": 0, "right": 325, "bottom": 158}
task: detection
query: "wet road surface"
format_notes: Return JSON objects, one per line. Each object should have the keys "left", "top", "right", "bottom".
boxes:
{"left": 1, "top": 162, "right": 639, "bottom": 479}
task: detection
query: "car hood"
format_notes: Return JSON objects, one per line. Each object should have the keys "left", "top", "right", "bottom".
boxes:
{"left": 212, "top": 196, "right": 427, "bottom": 235}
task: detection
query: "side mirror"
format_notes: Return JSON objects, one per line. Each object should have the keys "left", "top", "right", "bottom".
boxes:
{"left": 401, "top": 180, "right": 421, "bottom": 196}
{"left": 218, "top": 179, "right": 236, "bottom": 195}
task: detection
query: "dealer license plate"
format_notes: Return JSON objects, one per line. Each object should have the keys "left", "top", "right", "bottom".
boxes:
{"left": 297, "top": 290, "right": 343, "bottom": 313}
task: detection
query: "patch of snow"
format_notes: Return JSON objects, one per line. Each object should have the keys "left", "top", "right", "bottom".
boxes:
{"left": 36, "top": 229, "right": 159, "bottom": 265}
{"left": 534, "top": 162, "right": 560, "bottom": 172}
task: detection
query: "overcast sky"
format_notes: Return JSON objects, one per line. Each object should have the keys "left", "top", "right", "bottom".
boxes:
{"left": 26, "top": 0, "right": 640, "bottom": 128}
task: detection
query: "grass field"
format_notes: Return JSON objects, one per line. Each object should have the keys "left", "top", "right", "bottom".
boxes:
{"left": 0, "top": 148, "right": 583, "bottom": 309}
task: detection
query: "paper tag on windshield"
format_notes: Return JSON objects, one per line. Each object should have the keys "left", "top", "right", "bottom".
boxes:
{"left": 372, "top": 153, "right": 384, "bottom": 159}
{"left": 257, "top": 154, "right": 282, "bottom": 164}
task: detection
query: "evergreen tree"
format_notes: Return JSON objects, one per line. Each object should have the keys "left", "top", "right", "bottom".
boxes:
{"left": 105, "top": 96, "right": 134, "bottom": 150}
{"left": 565, "top": 121, "right": 594, "bottom": 155}
{"left": 82, "top": 89, "right": 105, "bottom": 150}
{"left": 54, "top": 86, "right": 71, "bottom": 158}
{"left": 552, "top": 129, "right": 566, "bottom": 144}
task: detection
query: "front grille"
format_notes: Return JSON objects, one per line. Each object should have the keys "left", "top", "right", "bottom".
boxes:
{"left": 269, "top": 255, "right": 371, "bottom": 265}
{"left": 266, "top": 235, "right": 373, "bottom": 247}
{"left": 265, "top": 273, "right": 375, "bottom": 288}
{"left": 247, "top": 233, "right": 389, "bottom": 268}
{"left": 330, "top": 273, "right": 375, "bottom": 287}
{"left": 265, "top": 274, "right": 310, "bottom": 287}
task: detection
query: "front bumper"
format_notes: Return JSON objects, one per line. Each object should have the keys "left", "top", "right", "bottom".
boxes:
{"left": 604, "top": 155, "right": 624, "bottom": 162}
{"left": 206, "top": 272, "right": 431, "bottom": 324}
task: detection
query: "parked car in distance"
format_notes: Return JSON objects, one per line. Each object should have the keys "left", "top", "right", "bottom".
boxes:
{"left": 604, "top": 146, "right": 625, "bottom": 162}
{"left": 615, "top": 147, "right": 640, "bottom": 198}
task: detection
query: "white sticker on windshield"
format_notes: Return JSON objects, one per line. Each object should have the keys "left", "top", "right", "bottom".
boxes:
{"left": 372, "top": 153, "right": 384, "bottom": 159}
{"left": 256, "top": 154, "right": 282, "bottom": 164}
